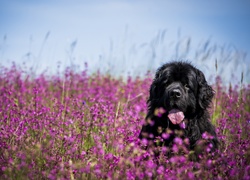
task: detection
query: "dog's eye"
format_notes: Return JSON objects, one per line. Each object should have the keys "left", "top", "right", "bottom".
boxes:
{"left": 184, "top": 84, "right": 189, "bottom": 90}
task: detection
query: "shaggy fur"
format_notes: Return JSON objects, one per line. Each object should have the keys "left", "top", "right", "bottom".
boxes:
{"left": 139, "top": 61, "right": 218, "bottom": 153}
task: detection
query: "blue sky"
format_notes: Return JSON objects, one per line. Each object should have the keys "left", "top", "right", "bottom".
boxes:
{"left": 0, "top": 0, "right": 250, "bottom": 83}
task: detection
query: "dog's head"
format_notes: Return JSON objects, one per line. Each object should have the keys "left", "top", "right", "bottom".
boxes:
{"left": 148, "top": 61, "right": 214, "bottom": 123}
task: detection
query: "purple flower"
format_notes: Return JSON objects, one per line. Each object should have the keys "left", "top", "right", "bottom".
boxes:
{"left": 162, "top": 133, "right": 170, "bottom": 139}
{"left": 154, "top": 107, "right": 166, "bottom": 117}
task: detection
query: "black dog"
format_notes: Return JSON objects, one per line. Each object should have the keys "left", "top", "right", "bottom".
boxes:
{"left": 139, "top": 61, "right": 218, "bottom": 154}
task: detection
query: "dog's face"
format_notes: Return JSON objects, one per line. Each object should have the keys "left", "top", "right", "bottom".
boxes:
{"left": 148, "top": 62, "right": 214, "bottom": 121}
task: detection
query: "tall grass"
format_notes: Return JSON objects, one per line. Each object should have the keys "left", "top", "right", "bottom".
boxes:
{"left": 1, "top": 30, "right": 249, "bottom": 84}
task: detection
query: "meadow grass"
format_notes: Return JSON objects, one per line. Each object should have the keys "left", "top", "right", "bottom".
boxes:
{"left": 0, "top": 63, "right": 249, "bottom": 180}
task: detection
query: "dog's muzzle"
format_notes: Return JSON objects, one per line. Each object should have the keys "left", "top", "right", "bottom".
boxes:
{"left": 164, "top": 82, "right": 187, "bottom": 123}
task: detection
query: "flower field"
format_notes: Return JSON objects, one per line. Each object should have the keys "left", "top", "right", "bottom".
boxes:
{"left": 0, "top": 64, "right": 250, "bottom": 180}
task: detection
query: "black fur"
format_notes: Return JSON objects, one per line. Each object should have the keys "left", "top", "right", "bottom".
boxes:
{"left": 139, "top": 61, "right": 218, "bottom": 153}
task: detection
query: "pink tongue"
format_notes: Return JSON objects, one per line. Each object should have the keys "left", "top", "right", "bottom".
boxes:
{"left": 168, "top": 109, "right": 185, "bottom": 124}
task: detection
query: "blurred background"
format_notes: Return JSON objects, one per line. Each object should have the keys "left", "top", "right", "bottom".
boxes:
{"left": 0, "top": 0, "right": 250, "bottom": 84}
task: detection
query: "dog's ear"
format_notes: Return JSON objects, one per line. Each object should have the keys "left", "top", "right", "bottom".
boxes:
{"left": 149, "top": 77, "right": 159, "bottom": 101}
{"left": 149, "top": 82, "right": 157, "bottom": 100}
{"left": 196, "top": 69, "right": 214, "bottom": 109}
{"left": 149, "top": 69, "right": 163, "bottom": 100}
{"left": 147, "top": 71, "right": 164, "bottom": 113}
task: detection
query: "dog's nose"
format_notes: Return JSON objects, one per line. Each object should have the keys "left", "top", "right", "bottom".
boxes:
{"left": 170, "top": 89, "right": 182, "bottom": 98}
